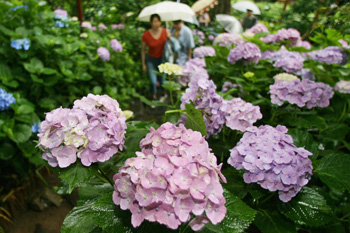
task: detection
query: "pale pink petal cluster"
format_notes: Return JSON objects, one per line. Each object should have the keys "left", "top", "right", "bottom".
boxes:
{"left": 220, "top": 98, "right": 262, "bottom": 132}
{"left": 38, "top": 94, "right": 127, "bottom": 167}
{"left": 113, "top": 123, "right": 227, "bottom": 231}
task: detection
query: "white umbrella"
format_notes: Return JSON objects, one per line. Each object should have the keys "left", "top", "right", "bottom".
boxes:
{"left": 191, "top": 0, "right": 216, "bottom": 13}
{"left": 216, "top": 14, "right": 243, "bottom": 34}
{"left": 232, "top": 1, "right": 261, "bottom": 15}
{"left": 138, "top": 1, "right": 195, "bottom": 22}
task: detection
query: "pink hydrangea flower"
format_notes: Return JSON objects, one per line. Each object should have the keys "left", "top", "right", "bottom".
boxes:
{"left": 110, "top": 39, "right": 123, "bottom": 52}
{"left": 113, "top": 123, "right": 227, "bottom": 231}
{"left": 97, "top": 47, "right": 110, "bottom": 61}
{"left": 38, "top": 94, "right": 127, "bottom": 167}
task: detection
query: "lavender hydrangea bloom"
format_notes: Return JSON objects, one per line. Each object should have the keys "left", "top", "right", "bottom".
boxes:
{"left": 307, "top": 46, "right": 348, "bottom": 65}
{"left": 227, "top": 42, "right": 261, "bottom": 64}
{"left": 228, "top": 125, "right": 313, "bottom": 202}
{"left": 220, "top": 98, "right": 262, "bottom": 132}
{"left": 193, "top": 46, "right": 216, "bottom": 58}
{"left": 213, "top": 33, "right": 245, "bottom": 47}
{"left": 98, "top": 23, "right": 107, "bottom": 31}
{"left": 245, "top": 23, "right": 269, "bottom": 34}
{"left": 273, "top": 49, "right": 304, "bottom": 73}
{"left": 180, "top": 58, "right": 208, "bottom": 86}
{"left": 270, "top": 78, "right": 334, "bottom": 109}
{"left": 0, "top": 88, "right": 16, "bottom": 111}
{"left": 110, "top": 39, "right": 123, "bottom": 52}
{"left": 38, "top": 94, "right": 127, "bottom": 168}
{"left": 334, "top": 80, "right": 350, "bottom": 94}
{"left": 297, "top": 68, "right": 315, "bottom": 81}
{"left": 261, "top": 50, "right": 277, "bottom": 60}
{"left": 221, "top": 81, "right": 239, "bottom": 93}
{"left": 97, "top": 47, "right": 110, "bottom": 61}
{"left": 113, "top": 123, "right": 227, "bottom": 231}
{"left": 260, "top": 34, "right": 277, "bottom": 43}
{"left": 54, "top": 9, "right": 68, "bottom": 21}
{"left": 338, "top": 39, "right": 350, "bottom": 50}
{"left": 275, "top": 28, "right": 301, "bottom": 46}
{"left": 112, "top": 24, "right": 125, "bottom": 29}
{"left": 208, "top": 35, "right": 215, "bottom": 41}
{"left": 181, "top": 78, "right": 226, "bottom": 136}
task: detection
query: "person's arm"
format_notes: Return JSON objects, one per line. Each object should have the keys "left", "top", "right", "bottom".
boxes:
{"left": 188, "top": 48, "right": 192, "bottom": 60}
{"left": 141, "top": 41, "right": 147, "bottom": 73}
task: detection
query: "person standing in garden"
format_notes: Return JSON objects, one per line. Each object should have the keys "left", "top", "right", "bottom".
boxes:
{"left": 241, "top": 9, "right": 258, "bottom": 30}
{"left": 141, "top": 14, "right": 171, "bottom": 100}
{"left": 171, "top": 20, "right": 195, "bottom": 66}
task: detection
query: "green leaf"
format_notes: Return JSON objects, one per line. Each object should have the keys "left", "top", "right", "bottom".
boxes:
{"left": 59, "top": 162, "right": 98, "bottom": 193}
{"left": 42, "top": 68, "right": 57, "bottom": 75}
{"left": 185, "top": 104, "right": 208, "bottom": 137}
{"left": 316, "top": 151, "right": 350, "bottom": 192}
{"left": 0, "top": 25, "right": 14, "bottom": 36}
{"left": 321, "top": 123, "right": 349, "bottom": 140}
{"left": 162, "top": 81, "right": 182, "bottom": 92}
{"left": 287, "top": 128, "right": 319, "bottom": 159}
{"left": 79, "top": 182, "right": 113, "bottom": 201}
{"left": 0, "top": 142, "right": 16, "bottom": 160}
{"left": 61, "top": 200, "right": 98, "bottom": 233}
{"left": 23, "top": 58, "right": 44, "bottom": 74}
{"left": 289, "top": 115, "right": 327, "bottom": 131}
{"left": 277, "top": 187, "right": 335, "bottom": 227}
{"left": 221, "top": 169, "right": 247, "bottom": 199}
{"left": 89, "top": 192, "right": 132, "bottom": 233}
{"left": 205, "top": 189, "right": 257, "bottom": 233}
{"left": 254, "top": 210, "right": 297, "bottom": 233}
{"left": 11, "top": 124, "right": 32, "bottom": 143}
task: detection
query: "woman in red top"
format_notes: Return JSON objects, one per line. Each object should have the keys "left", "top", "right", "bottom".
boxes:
{"left": 141, "top": 14, "right": 170, "bottom": 100}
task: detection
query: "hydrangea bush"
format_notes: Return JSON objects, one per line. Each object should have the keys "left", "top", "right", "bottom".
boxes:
{"left": 113, "top": 123, "right": 227, "bottom": 231}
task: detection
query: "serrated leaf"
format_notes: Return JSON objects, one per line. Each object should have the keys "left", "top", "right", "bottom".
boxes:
{"left": 79, "top": 182, "right": 113, "bottom": 201}
{"left": 61, "top": 200, "right": 98, "bottom": 233}
{"left": 277, "top": 187, "right": 335, "bottom": 227}
{"left": 254, "top": 210, "right": 297, "bottom": 233}
{"left": 205, "top": 189, "right": 257, "bottom": 233}
{"left": 185, "top": 104, "right": 208, "bottom": 136}
{"left": 316, "top": 152, "right": 350, "bottom": 192}
{"left": 59, "top": 162, "right": 98, "bottom": 193}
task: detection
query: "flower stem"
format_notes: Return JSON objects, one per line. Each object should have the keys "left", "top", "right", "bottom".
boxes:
{"left": 97, "top": 164, "right": 114, "bottom": 186}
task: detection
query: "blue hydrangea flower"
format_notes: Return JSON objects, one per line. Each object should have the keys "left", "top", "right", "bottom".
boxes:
{"left": 10, "top": 5, "right": 28, "bottom": 11}
{"left": 32, "top": 122, "right": 41, "bottom": 133}
{"left": 0, "top": 89, "right": 16, "bottom": 111}
{"left": 10, "top": 38, "right": 30, "bottom": 50}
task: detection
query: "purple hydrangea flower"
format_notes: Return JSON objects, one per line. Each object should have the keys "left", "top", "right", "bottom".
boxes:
{"left": 54, "top": 9, "right": 68, "bottom": 21}
{"left": 180, "top": 58, "right": 207, "bottom": 86}
{"left": 245, "top": 23, "right": 269, "bottom": 34}
{"left": 113, "top": 123, "right": 227, "bottom": 231}
{"left": 220, "top": 98, "right": 262, "bottom": 132}
{"left": 110, "top": 39, "right": 123, "bottom": 52}
{"left": 0, "top": 88, "right": 16, "bottom": 111}
{"left": 297, "top": 68, "right": 315, "bottom": 81}
{"left": 261, "top": 50, "right": 277, "bottom": 60}
{"left": 193, "top": 46, "right": 216, "bottom": 58}
{"left": 273, "top": 48, "right": 304, "bottom": 73}
{"left": 260, "top": 34, "right": 277, "bottom": 43}
{"left": 338, "top": 39, "right": 350, "bottom": 50}
{"left": 112, "top": 24, "right": 125, "bottom": 29}
{"left": 275, "top": 28, "right": 301, "bottom": 46}
{"left": 98, "top": 23, "right": 107, "bottom": 31}
{"left": 295, "top": 39, "right": 311, "bottom": 49}
{"left": 227, "top": 42, "right": 261, "bottom": 64}
{"left": 181, "top": 78, "right": 226, "bottom": 136}
{"left": 307, "top": 46, "right": 348, "bottom": 65}
{"left": 213, "top": 33, "right": 245, "bottom": 47}
{"left": 228, "top": 125, "right": 313, "bottom": 202}
{"left": 81, "top": 21, "right": 92, "bottom": 29}
{"left": 269, "top": 77, "right": 334, "bottom": 108}
{"left": 38, "top": 94, "right": 127, "bottom": 167}
{"left": 97, "top": 47, "right": 110, "bottom": 61}
{"left": 208, "top": 35, "right": 215, "bottom": 41}
{"left": 334, "top": 80, "right": 350, "bottom": 94}
{"left": 221, "top": 81, "right": 239, "bottom": 93}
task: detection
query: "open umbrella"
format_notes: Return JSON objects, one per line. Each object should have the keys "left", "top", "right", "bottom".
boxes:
{"left": 138, "top": 1, "right": 195, "bottom": 22}
{"left": 232, "top": 1, "right": 261, "bottom": 15}
{"left": 191, "top": 0, "right": 218, "bottom": 13}
{"left": 216, "top": 14, "right": 243, "bottom": 34}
